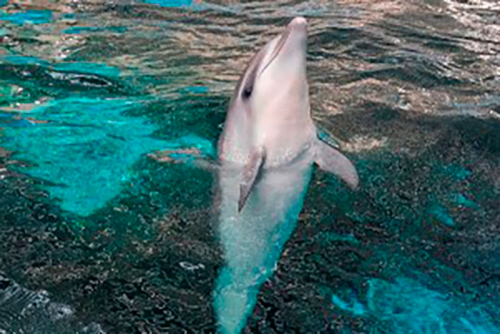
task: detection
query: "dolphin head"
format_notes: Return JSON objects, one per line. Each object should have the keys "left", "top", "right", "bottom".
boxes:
{"left": 220, "top": 17, "right": 311, "bottom": 162}
{"left": 233, "top": 17, "right": 309, "bottom": 119}
{"left": 254, "top": 16, "right": 308, "bottom": 102}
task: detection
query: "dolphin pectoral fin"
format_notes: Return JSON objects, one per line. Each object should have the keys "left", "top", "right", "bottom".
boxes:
{"left": 314, "top": 140, "right": 359, "bottom": 190}
{"left": 239, "top": 148, "right": 266, "bottom": 212}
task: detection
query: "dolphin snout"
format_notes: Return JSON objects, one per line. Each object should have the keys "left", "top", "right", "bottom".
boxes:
{"left": 289, "top": 16, "right": 307, "bottom": 29}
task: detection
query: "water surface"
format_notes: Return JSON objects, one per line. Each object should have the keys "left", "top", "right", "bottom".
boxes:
{"left": 0, "top": 0, "right": 499, "bottom": 332}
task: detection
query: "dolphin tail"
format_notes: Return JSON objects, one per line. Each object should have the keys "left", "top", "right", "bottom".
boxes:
{"left": 214, "top": 268, "right": 255, "bottom": 334}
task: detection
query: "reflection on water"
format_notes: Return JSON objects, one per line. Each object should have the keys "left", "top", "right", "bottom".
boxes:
{"left": 0, "top": 0, "right": 499, "bottom": 333}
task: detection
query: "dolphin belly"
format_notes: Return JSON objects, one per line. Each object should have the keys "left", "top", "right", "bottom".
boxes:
{"left": 214, "top": 157, "right": 312, "bottom": 334}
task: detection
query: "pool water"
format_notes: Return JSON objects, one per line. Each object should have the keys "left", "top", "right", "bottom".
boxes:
{"left": 0, "top": 0, "right": 499, "bottom": 333}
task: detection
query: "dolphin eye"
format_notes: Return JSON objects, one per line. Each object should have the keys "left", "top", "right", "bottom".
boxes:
{"left": 240, "top": 63, "right": 257, "bottom": 100}
{"left": 242, "top": 85, "right": 253, "bottom": 99}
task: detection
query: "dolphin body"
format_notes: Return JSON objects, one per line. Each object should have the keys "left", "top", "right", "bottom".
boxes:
{"left": 212, "top": 17, "right": 359, "bottom": 334}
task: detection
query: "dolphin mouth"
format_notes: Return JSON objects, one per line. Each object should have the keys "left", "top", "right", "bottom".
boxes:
{"left": 259, "top": 29, "right": 291, "bottom": 75}
{"left": 259, "top": 17, "right": 307, "bottom": 76}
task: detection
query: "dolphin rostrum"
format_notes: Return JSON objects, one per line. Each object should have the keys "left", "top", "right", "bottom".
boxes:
{"left": 213, "top": 16, "right": 359, "bottom": 333}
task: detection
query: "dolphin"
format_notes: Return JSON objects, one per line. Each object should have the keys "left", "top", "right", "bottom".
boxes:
{"left": 213, "top": 17, "right": 359, "bottom": 334}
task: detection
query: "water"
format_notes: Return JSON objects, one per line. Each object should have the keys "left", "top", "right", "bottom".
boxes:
{"left": 0, "top": 0, "right": 499, "bottom": 332}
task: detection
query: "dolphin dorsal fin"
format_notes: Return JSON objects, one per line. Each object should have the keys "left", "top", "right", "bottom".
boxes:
{"left": 239, "top": 147, "right": 266, "bottom": 212}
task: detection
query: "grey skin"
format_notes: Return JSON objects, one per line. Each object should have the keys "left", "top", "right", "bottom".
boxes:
{"left": 212, "top": 17, "right": 359, "bottom": 334}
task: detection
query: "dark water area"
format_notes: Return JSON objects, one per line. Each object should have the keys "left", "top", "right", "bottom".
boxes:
{"left": 0, "top": 0, "right": 499, "bottom": 333}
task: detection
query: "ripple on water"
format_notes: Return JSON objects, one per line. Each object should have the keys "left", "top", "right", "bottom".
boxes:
{"left": 0, "top": 0, "right": 499, "bottom": 333}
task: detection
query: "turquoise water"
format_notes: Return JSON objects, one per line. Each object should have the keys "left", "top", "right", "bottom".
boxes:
{"left": 0, "top": 0, "right": 499, "bottom": 333}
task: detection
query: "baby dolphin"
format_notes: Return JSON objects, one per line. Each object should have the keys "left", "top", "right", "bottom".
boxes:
{"left": 213, "top": 17, "right": 359, "bottom": 333}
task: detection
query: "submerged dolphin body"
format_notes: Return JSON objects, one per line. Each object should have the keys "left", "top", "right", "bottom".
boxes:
{"left": 213, "top": 17, "right": 359, "bottom": 333}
